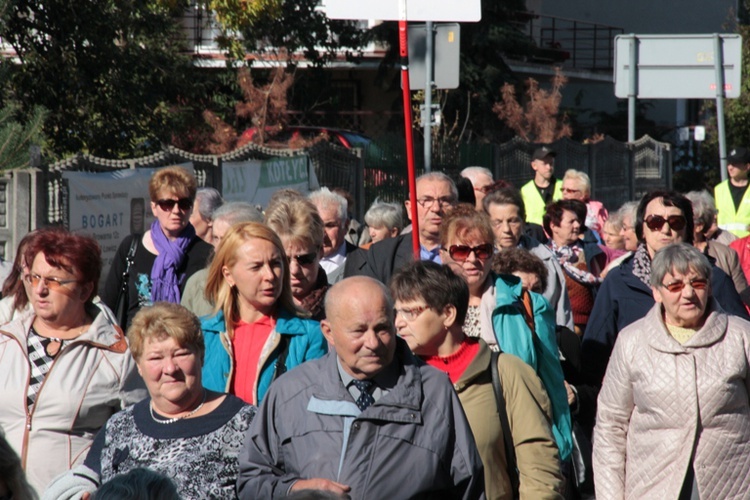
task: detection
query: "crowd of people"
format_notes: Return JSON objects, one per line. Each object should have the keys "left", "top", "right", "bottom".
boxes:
{"left": 2, "top": 151, "right": 750, "bottom": 499}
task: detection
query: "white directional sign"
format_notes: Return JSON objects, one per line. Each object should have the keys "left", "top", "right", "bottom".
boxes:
{"left": 322, "top": 0, "right": 481, "bottom": 22}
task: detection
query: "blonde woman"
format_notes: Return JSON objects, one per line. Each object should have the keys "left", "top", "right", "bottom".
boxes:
{"left": 200, "top": 222, "right": 327, "bottom": 405}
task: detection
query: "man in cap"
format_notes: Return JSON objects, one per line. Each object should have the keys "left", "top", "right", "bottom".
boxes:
{"left": 520, "top": 146, "right": 563, "bottom": 226}
{"left": 714, "top": 146, "right": 750, "bottom": 237}
{"left": 236, "top": 276, "right": 484, "bottom": 499}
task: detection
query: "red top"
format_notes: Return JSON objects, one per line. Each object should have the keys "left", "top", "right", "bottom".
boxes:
{"left": 231, "top": 315, "right": 275, "bottom": 403}
{"left": 421, "top": 337, "right": 480, "bottom": 384}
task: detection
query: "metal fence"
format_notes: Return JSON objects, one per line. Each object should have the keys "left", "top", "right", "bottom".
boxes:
{"left": 4, "top": 134, "right": 669, "bottom": 264}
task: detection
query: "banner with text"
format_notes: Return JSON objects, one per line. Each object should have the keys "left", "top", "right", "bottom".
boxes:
{"left": 62, "top": 164, "right": 194, "bottom": 284}
{"left": 222, "top": 155, "right": 319, "bottom": 206}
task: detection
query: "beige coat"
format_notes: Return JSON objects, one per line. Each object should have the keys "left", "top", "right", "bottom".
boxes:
{"left": 594, "top": 301, "right": 750, "bottom": 499}
{"left": 0, "top": 303, "right": 145, "bottom": 495}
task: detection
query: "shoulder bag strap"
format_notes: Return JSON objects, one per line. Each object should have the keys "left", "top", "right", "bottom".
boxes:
{"left": 491, "top": 350, "right": 520, "bottom": 499}
{"left": 115, "top": 235, "right": 139, "bottom": 327}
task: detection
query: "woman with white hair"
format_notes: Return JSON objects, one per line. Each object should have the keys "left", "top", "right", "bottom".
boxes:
{"left": 561, "top": 169, "right": 608, "bottom": 234}
{"left": 362, "top": 199, "right": 404, "bottom": 247}
{"left": 594, "top": 243, "right": 750, "bottom": 498}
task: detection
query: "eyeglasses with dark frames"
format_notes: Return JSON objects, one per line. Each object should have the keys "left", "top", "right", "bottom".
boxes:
{"left": 156, "top": 198, "right": 193, "bottom": 212}
{"left": 442, "top": 243, "right": 494, "bottom": 262}
{"left": 660, "top": 278, "right": 708, "bottom": 293}
{"left": 416, "top": 197, "right": 456, "bottom": 209}
{"left": 25, "top": 273, "right": 79, "bottom": 290}
{"left": 644, "top": 214, "right": 687, "bottom": 232}
{"left": 286, "top": 252, "right": 318, "bottom": 266}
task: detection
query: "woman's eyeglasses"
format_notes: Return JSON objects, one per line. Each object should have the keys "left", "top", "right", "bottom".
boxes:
{"left": 156, "top": 198, "right": 193, "bottom": 212}
{"left": 644, "top": 214, "right": 686, "bottom": 232}
{"left": 661, "top": 278, "right": 708, "bottom": 293}
{"left": 25, "top": 273, "right": 79, "bottom": 290}
{"left": 443, "top": 243, "right": 494, "bottom": 262}
{"left": 287, "top": 252, "right": 318, "bottom": 266}
{"left": 394, "top": 305, "right": 428, "bottom": 321}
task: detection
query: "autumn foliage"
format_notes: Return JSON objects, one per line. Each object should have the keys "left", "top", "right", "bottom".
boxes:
{"left": 492, "top": 67, "right": 572, "bottom": 143}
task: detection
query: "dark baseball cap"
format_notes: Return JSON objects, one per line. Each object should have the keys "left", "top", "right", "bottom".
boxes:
{"left": 727, "top": 146, "right": 750, "bottom": 164}
{"left": 532, "top": 146, "right": 557, "bottom": 161}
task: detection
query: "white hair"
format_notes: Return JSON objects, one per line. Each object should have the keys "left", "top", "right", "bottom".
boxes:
{"left": 309, "top": 187, "right": 348, "bottom": 222}
{"left": 460, "top": 166, "right": 493, "bottom": 182}
{"left": 562, "top": 169, "right": 591, "bottom": 196}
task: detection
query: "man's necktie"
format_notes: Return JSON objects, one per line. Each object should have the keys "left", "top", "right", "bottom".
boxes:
{"left": 353, "top": 379, "right": 375, "bottom": 411}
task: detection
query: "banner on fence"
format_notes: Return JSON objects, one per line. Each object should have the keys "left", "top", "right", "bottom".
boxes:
{"left": 221, "top": 155, "right": 319, "bottom": 206}
{"left": 62, "top": 164, "right": 194, "bottom": 283}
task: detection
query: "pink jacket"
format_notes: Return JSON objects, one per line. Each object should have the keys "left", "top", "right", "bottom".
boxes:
{"left": 585, "top": 200, "right": 608, "bottom": 234}
{"left": 594, "top": 302, "right": 750, "bottom": 499}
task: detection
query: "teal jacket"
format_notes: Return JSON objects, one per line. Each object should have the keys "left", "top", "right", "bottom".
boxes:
{"left": 200, "top": 308, "right": 327, "bottom": 405}
{"left": 491, "top": 274, "right": 574, "bottom": 462}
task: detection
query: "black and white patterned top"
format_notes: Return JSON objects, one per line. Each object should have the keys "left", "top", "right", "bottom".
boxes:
{"left": 26, "top": 326, "right": 61, "bottom": 410}
{"left": 85, "top": 394, "right": 256, "bottom": 499}
{"left": 462, "top": 306, "right": 482, "bottom": 340}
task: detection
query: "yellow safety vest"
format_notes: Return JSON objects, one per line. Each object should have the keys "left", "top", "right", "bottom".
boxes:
{"left": 714, "top": 180, "right": 750, "bottom": 238}
{"left": 520, "top": 179, "right": 563, "bottom": 225}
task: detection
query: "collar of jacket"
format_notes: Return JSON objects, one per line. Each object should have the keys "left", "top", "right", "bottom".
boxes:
{"left": 646, "top": 299, "right": 729, "bottom": 354}
{"left": 201, "top": 307, "right": 309, "bottom": 335}
{"left": 453, "top": 339, "right": 491, "bottom": 391}
{"left": 0, "top": 302, "right": 128, "bottom": 353}
{"left": 312, "top": 338, "right": 425, "bottom": 423}
{"left": 614, "top": 255, "right": 653, "bottom": 294}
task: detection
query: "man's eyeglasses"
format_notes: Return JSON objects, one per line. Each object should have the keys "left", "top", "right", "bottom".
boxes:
{"left": 561, "top": 187, "right": 581, "bottom": 194}
{"left": 443, "top": 243, "right": 494, "bottom": 262}
{"left": 644, "top": 214, "right": 687, "bottom": 232}
{"left": 156, "top": 198, "right": 193, "bottom": 212}
{"left": 661, "top": 278, "right": 708, "bottom": 293}
{"left": 25, "top": 273, "right": 79, "bottom": 290}
{"left": 416, "top": 197, "right": 456, "bottom": 209}
{"left": 287, "top": 252, "right": 318, "bottom": 266}
{"left": 394, "top": 305, "right": 428, "bottom": 321}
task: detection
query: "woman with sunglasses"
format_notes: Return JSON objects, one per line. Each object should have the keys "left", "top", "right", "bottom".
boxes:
{"left": 0, "top": 228, "right": 145, "bottom": 496}
{"left": 101, "top": 166, "right": 212, "bottom": 330}
{"left": 581, "top": 191, "right": 748, "bottom": 439}
{"left": 594, "top": 243, "right": 750, "bottom": 498}
{"left": 264, "top": 197, "right": 330, "bottom": 321}
{"left": 439, "top": 205, "right": 573, "bottom": 463}
{"left": 200, "top": 222, "right": 327, "bottom": 405}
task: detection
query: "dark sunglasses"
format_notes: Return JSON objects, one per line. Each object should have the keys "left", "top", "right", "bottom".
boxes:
{"left": 287, "top": 251, "right": 318, "bottom": 266}
{"left": 661, "top": 278, "right": 708, "bottom": 293}
{"left": 156, "top": 198, "right": 193, "bottom": 212}
{"left": 443, "top": 243, "right": 494, "bottom": 261}
{"left": 644, "top": 214, "right": 686, "bottom": 232}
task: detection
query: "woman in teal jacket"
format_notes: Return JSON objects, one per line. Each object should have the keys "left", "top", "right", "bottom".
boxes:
{"left": 200, "top": 222, "right": 327, "bottom": 405}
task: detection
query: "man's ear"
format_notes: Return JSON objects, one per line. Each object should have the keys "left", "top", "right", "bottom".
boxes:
{"left": 404, "top": 200, "right": 412, "bottom": 222}
{"left": 321, "top": 320, "right": 335, "bottom": 346}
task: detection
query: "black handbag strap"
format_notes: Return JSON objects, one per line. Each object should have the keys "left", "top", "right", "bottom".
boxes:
{"left": 120, "top": 236, "right": 139, "bottom": 291}
{"left": 491, "top": 350, "right": 520, "bottom": 499}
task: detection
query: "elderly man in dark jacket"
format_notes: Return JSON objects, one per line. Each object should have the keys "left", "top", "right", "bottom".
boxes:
{"left": 236, "top": 276, "right": 485, "bottom": 500}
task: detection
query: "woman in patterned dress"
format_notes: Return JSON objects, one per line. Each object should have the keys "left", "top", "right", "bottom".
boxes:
{"left": 45, "top": 302, "right": 256, "bottom": 500}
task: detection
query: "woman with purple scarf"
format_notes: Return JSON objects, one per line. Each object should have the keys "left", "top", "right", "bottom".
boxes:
{"left": 101, "top": 166, "right": 213, "bottom": 330}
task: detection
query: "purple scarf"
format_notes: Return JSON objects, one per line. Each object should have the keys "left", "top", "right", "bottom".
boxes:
{"left": 150, "top": 220, "right": 195, "bottom": 303}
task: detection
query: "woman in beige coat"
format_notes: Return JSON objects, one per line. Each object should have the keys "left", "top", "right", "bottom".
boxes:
{"left": 594, "top": 243, "right": 750, "bottom": 499}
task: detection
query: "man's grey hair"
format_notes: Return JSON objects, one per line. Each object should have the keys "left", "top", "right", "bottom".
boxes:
{"left": 195, "top": 187, "right": 224, "bottom": 220}
{"left": 309, "top": 187, "right": 347, "bottom": 222}
{"left": 562, "top": 169, "right": 591, "bottom": 196}
{"left": 212, "top": 201, "right": 263, "bottom": 225}
{"left": 460, "top": 166, "right": 493, "bottom": 182}
{"left": 617, "top": 201, "right": 639, "bottom": 226}
{"left": 684, "top": 190, "right": 717, "bottom": 231}
{"left": 364, "top": 199, "right": 404, "bottom": 231}
{"left": 416, "top": 171, "right": 458, "bottom": 200}
{"left": 650, "top": 243, "right": 712, "bottom": 288}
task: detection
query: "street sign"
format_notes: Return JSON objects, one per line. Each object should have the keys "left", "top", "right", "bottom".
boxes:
{"left": 614, "top": 34, "right": 742, "bottom": 99}
{"left": 407, "top": 23, "right": 460, "bottom": 90}
{"left": 321, "top": 0, "right": 481, "bottom": 22}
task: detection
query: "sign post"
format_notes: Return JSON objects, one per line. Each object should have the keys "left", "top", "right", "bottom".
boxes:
{"left": 324, "top": 0, "right": 481, "bottom": 259}
{"left": 614, "top": 34, "right": 742, "bottom": 180}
